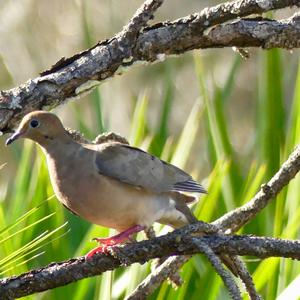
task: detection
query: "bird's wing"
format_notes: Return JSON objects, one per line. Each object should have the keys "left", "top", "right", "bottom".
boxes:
{"left": 94, "top": 143, "right": 206, "bottom": 194}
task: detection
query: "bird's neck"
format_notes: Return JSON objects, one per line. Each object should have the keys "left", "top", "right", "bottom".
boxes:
{"left": 39, "top": 133, "right": 80, "bottom": 162}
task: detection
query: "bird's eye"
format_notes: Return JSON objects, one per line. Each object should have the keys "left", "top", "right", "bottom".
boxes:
{"left": 30, "top": 119, "right": 40, "bottom": 128}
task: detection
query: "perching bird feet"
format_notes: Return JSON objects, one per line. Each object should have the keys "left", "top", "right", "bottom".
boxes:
{"left": 85, "top": 225, "right": 145, "bottom": 259}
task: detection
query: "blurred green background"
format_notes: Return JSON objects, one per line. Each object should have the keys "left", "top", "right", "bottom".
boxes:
{"left": 0, "top": 1, "right": 299, "bottom": 299}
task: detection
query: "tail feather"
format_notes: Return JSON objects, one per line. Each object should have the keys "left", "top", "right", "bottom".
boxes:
{"left": 173, "top": 179, "right": 207, "bottom": 194}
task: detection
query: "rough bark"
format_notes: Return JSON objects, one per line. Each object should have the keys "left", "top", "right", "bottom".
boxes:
{"left": 1, "top": 232, "right": 300, "bottom": 299}
{"left": 213, "top": 145, "right": 300, "bottom": 232}
{"left": 0, "top": 0, "right": 299, "bottom": 133}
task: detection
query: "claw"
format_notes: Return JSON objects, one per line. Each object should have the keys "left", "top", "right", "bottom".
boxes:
{"left": 85, "top": 245, "right": 107, "bottom": 258}
{"left": 85, "top": 225, "right": 145, "bottom": 259}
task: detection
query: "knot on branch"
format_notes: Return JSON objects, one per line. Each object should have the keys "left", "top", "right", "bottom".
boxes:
{"left": 261, "top": 183, "right": 275, "bottom": 197}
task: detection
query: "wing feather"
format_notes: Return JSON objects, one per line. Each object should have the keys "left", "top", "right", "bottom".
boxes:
{"left": 94, "top": 143, "right": 206, "bottom": 194}
{"left": 173, "top": 179, "right": 207, "bottom": 193}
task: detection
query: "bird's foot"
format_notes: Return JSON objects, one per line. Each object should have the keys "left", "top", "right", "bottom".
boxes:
{"left": 85, "top": 225, "right": 145, "bottom": 259}
{"left": 85, "top": 245, "right": 107, "bottom": 258}
{"left": 92, "top": 225, "right": 144, "bottom": 245}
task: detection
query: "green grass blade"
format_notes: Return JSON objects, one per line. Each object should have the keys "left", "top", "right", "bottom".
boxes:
{"left": 129, "top": 91, "right": 149, "bottom": 146}
{"left": 149, "top": 68, "right": 174, "bottom": 156}
{"left": 257, "top": 49, "right": 285, "bottom": 178}
{"left": 171, "top": 100, "right": 203, "bottom": 169}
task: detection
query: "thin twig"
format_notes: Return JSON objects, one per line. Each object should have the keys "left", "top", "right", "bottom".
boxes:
{"left": 229, "top": 256, "right": 262, "bottom": 300}
{"left": 117, "top": 0, "right": 165, "bottom": 56}
{"left": 213, "top": 144, "right": 300, "bottom": 232}
{"left": 119, "top": 0, "right": 164, "bottom": 39}
{"left": 125, "top": 256, "right": 188, "bottom": 300}
{"left": 191, "top": 238, "right": 241, "bottom": 300}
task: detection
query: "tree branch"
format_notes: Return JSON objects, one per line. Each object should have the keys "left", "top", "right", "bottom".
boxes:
{"left": 1, "top": 0, "right": 300, "bottom": 298}
{"left": 125, "top": 256, "right": 189, "bottom": 300}
{"left": 191, "top": 239, "right": 242, "bottom": 300}
{"left": 118, "top": 0, "right": 164, "bottom": 40}
{"left": 126, "top": 144, "right": 300, "bottom": 299}
{"left": 0, "top": 0, "right": 299, "bottom": 133}
{"left": 1, "top": 230, "right": 300, "bottom": 299}
{"left": 228, "top": 256, "right": 262, "bottom": 300}
{"left": 213, "top": 144, "right": 300, "bottom": 232}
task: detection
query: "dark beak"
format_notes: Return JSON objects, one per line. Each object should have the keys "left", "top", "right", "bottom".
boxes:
{"left": 5, "top": 131, "right": 24, "bottom": 146}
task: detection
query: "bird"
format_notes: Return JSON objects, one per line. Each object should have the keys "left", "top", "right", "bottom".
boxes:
{"left": 6, "top": 111, "right": 206, "bottom": 258}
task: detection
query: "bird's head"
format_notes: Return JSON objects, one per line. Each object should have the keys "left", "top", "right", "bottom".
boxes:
{"left": 6, "top": 111, "right": 65, "bottom": 146}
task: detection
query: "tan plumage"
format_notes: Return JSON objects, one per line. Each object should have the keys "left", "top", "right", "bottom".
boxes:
{"left": 6, "top": 111, "right": 206, "bottom": 254}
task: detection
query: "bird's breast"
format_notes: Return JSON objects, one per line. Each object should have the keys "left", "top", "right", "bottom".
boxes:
{"left": 45, "top": 151, "right": 172, "bottom": 231}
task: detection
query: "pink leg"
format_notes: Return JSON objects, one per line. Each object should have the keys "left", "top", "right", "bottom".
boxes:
{"left": 85, "top": 225, "right": 145, "bottom": 259}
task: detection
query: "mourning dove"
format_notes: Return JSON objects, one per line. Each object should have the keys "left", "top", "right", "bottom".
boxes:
{"left": 6, "top": 111, "right": 206, "bottom": 258}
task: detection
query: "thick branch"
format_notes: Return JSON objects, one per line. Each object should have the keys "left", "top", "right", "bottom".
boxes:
{"left": 0, "top": 0, "right": 299, "bottom": 133}
{"left": 137, "top": 12, "right": 300, "bottom": 57}
{"left": 1, "top": 229, "right": 300, "bottom": 299}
